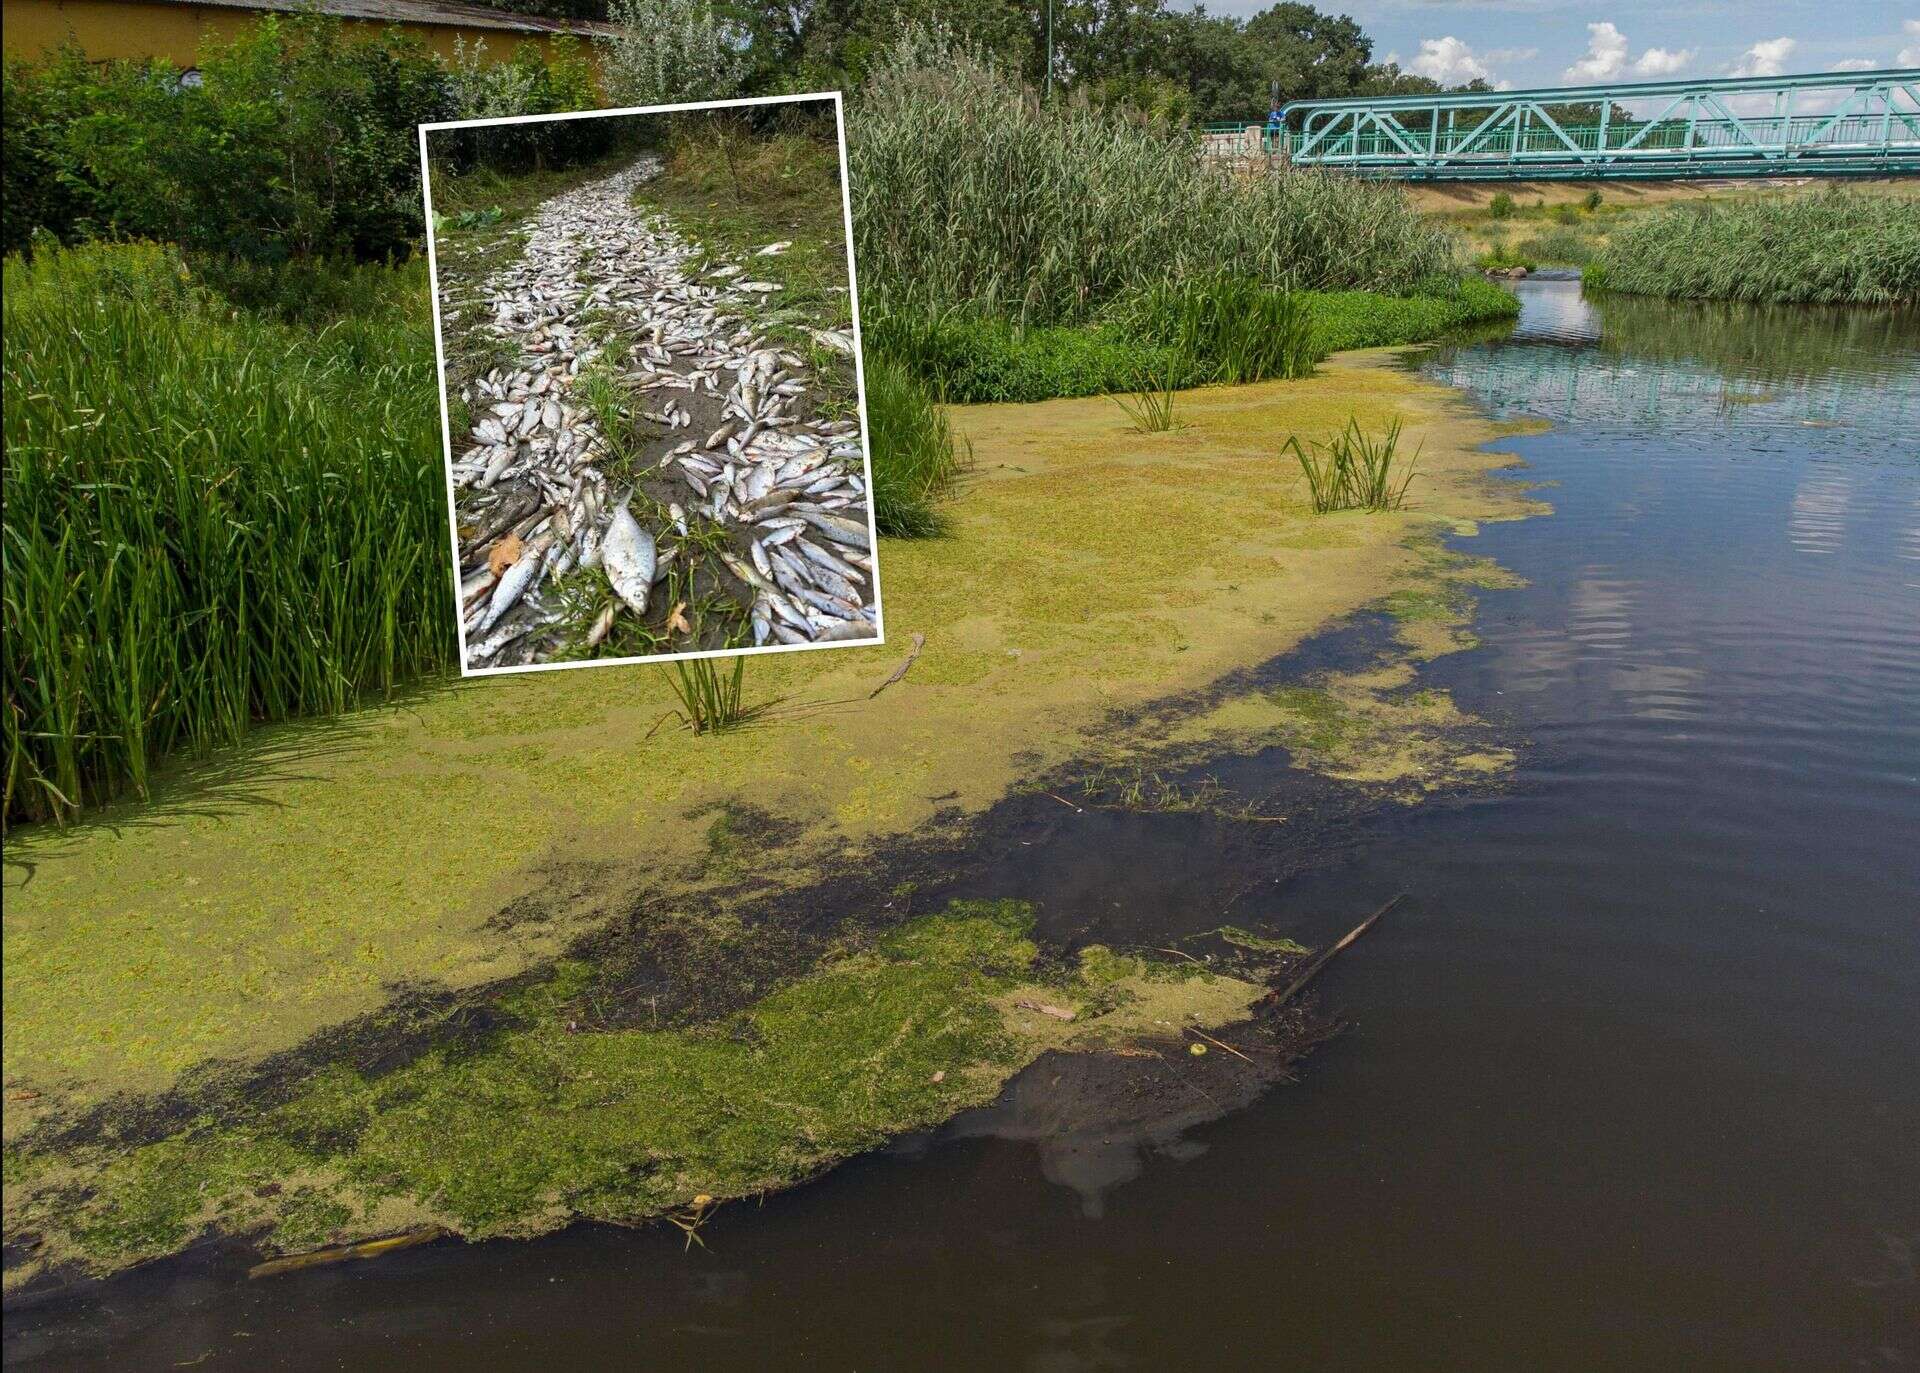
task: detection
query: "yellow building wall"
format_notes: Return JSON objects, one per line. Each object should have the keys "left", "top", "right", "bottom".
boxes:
{"left": 2, "top": 0, "right": 594, "bottom": 68}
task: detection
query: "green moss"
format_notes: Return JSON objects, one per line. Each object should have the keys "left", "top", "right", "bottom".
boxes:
{"left": 1217, "top": 926, "right": 1311, "bottom": 955}
{"left": 1382, "top": 586, "right": 1465, "bottom": 623}
{"left": 1264, "top": 687, "right": 1358, "bottom": 752}
{"left": 12, "top": 901, "right": 1107, "bottom": 1273}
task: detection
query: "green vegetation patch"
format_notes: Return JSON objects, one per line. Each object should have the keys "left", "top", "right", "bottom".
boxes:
{"left": 849, "top": 37, "right": 1458, "bottom": 327}
{"left": 1217, "top": 926, "right": 1311, "bottom": 955}
{"left": 3, "top": 900, "right": 1266, "bottom": 1284}
{"left": 2, "top": 240, "right": 449, "bottom": 826}
{"left": 1300, "top": 277, "right": 1519, "bottom": 355}
{"left": 1595, "top": 188, "right": 1920, "bottom": 306}
{"left": 866, "top": 278, "right": 1518, "bottom": 408}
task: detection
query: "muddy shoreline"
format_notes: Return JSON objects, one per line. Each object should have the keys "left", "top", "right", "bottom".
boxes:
{"left": 3, "top": 591, "right": 1507, "bottom": 1321}
{"left": 4, "top": 345, "right": 1543, "bottom": 1311}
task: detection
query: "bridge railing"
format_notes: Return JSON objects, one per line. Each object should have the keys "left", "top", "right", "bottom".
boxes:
{"left": 1204, "top": 68, "right": 1920, "bottom": 180}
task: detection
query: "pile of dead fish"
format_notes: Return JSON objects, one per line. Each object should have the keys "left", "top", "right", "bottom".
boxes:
{"left": 443, "top": 157, "right": 877, "bottom": 669}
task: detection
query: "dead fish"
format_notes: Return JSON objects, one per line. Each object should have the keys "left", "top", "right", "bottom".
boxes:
{"left": 477, "top": 537, "right": 551, "bottom": 635}
{"left": 586, "top": 602, "right": 617, "bottom": 647}
{"left": 756, "top": 241, "right": 793, "bottom": 256}
{"left": 796, "top": 537, "right": 864, "bottom": 584}
{"left": 798, "top": 510, "right": 870, "bottom": 550}
{"left": 602, "top": 501, "right": 657, "bottom": 617}
{"left": 816, "top": 618, "right": 876, "bottom": 642}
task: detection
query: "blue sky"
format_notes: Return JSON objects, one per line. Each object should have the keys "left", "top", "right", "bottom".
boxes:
{"left": 1211, "top": 1, "right": 1920, "bottom": 90}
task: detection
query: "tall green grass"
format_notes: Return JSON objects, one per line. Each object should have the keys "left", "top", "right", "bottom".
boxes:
{"left": 1110, "top": 274, "right": 1316, "bottom": 385}
{"left": 2, "top": 241, "right": 451, "bottom": 825}
{"left": 666, "top": 657, "right": 753, "bottom": 735}
{"left": 865, "top": 278, "right": 1518, "bottom": 407}
{"left": 1595, "top": 189, "right": 1920, "bottom": 305}
{"left": 864, "top": 352, "right": 963, "bottom": 537}
{"left": 848, "top": 32, "right": 1457, "bottom": 328}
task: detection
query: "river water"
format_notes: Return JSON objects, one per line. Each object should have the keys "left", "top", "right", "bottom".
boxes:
{"left": 9, "top": 281, "right": 1917, "bottom": 1370}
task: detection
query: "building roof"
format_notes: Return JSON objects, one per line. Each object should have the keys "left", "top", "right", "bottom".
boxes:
{"left": 146, "top": 0, "right": 621, "bottom": 38}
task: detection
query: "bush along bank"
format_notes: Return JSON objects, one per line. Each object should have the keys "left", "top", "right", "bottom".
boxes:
{"left": 864, "top": 277, "right": 1519, "bottom": 406}
{"left": 1590, "top": 188, "right": 1920, "bottom": 306}
{"left": 1, "top": 16, "right": 607, "bottom": 262}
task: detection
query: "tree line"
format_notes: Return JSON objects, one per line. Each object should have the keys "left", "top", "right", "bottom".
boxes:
{"left": 482, "top": 0, "right": 1487, "bottom": 122}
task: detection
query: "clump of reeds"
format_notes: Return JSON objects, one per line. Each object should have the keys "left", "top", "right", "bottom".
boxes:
{"left": 2, "top": 241, "right": 450, "bottom": 827}
{"left": 667, "top": 657, "right": 753, "bottom": 735}
{"left": 863, "top": 351, "right": 962, "bottom": 537}
{"left": 1595, "top": 188, "right": 1920, "bottom": 305}
{"left": 1113, "top": 355, "right": 1183, "bottom": 431}
{"left": 847, "top": 27, "right": 1456, "bottom": 329}
{"left": 1284, "top": 418, "right": 1420, "bottom": 513}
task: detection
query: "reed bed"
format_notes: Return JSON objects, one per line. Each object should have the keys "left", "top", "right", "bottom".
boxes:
{"left": 1284, "top": 418, "right": 1419, "bottom": 514}
{"left": 2, "top": 242, "right": 451, "bottom": 826}
{"left": 1594, "top": 189, "right": 1920, "bottom": 306}
{"left": 848, "top": 35, "right": 1456, "bottom": 328}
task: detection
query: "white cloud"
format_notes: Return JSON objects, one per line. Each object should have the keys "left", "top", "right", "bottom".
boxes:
{"left": 1561, "top": 23, "right": 1692, "bottom": 84}
{"left": 1564, "top": 21, "right": 1629, "bottom": 81}
{"left": 1900, "top": 19, "right": 1920, "bottom": 68}
{"left": 1409, "top": 35, "right": 1497, "bottom": 86}
{"left": 1830, "top": 59, "right": 1877, "bottom": 72}
{"left": 1633, "top": 47, "right": 1693, "bottom": 78}
{"left": 1730, "top": 37, "right": 1796, "bottom": 78}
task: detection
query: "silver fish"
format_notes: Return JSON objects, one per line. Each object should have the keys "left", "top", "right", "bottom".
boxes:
{"left": 602, "top": 501, "right": 657, "bottom": 617}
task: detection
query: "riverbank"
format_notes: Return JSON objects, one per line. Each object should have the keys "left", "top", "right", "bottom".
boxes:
{"left": 1433, "top": 176, "right": 1920, "bottom": 277}
{"left": 2, "top": 350, "right": 1544, "bottom": 1296}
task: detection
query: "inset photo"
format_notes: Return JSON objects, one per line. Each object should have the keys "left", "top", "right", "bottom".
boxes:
{"left": 420, "top": 93, "right": 878, "bottom": 675}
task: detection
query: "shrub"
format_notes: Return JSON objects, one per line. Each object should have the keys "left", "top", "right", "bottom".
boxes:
{"left": 597, "top": 0, "right": 752, "bottom": 106}
{"left": 1583, "top": 189, "right": 1603, "bottom": 211}
{"left": 436, "top": 35, "right": 609, "bottom": 172}
{"left": 1489, "top": 192, "right": 1515, "bottom": 219}
{"left": 2, "top": 19, "right": 609, "bottom": 261}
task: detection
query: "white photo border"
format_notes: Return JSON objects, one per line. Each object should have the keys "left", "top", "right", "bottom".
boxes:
{"left": 417, "top": 90, "right": 884, "bottom": 679}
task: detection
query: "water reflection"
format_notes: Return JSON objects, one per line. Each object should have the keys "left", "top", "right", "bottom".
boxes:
{"left": 1420, "top": 279, "right": 1920, "bottom": 437}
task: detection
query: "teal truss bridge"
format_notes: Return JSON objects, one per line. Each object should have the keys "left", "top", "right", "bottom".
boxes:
{"left": 1203, "top": 69, "right": 1920, "bottom": 181}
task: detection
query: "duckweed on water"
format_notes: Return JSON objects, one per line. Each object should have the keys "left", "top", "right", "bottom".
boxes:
{"left": 4, "top": 900, "right": 1266, "bottom": 1282}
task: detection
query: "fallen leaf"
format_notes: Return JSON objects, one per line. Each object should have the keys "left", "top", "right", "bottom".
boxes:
{"left": 488, "top": 534, "right": 525, "bottom": 577}
{"left": 665, "top": 601, "right": 692, "bottom": 636}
